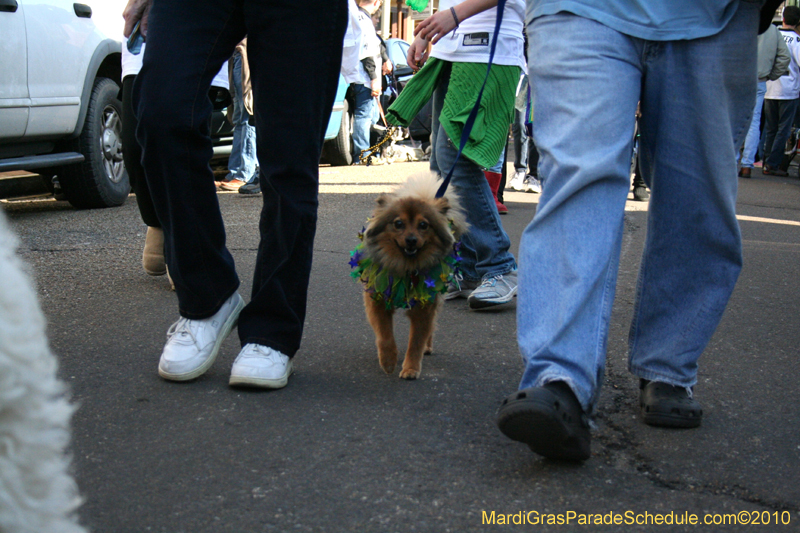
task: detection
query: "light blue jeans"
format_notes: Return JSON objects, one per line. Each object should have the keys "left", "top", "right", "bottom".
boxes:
{"left": 225, "top": 51, "right": 258, "bottom": 183}
{"left": 429, "top": 65, "right": 516, "bottom": 281}
{"left": 740, "top": 81, "right": 766, "bottom": 168}
{"left": 352, "top": 83, "right": 375, "bottom": 158}
{"left": 518, "top": 6, "right": 756, "bottom": 413}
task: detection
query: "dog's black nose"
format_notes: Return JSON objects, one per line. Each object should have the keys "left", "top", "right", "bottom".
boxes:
{"left": 405, "top": 235, "right": 418, "bottom": 248}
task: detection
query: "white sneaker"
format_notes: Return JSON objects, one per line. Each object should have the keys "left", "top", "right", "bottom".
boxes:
{"left": 229, "top": 344, "right": 293, "bottom": 389}
{"left": 523, "top": 175, "right": 542, "bottom": 194}
{"left": 509, "top": 169, "right": 526, "bottom": 191}
{"left": 468, "top": 272, "right": 518, "bottom": 310}
{"left": 158, "top": 292, "right": 244, "bottom": 381}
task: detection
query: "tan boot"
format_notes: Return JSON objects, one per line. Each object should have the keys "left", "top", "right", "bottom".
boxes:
{"left": 142, "top": 226, "right": 166, "bottom": 276}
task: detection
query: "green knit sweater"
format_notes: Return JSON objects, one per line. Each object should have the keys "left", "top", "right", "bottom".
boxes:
{"left": 386, "top": 58, "right": 519, "bottom": 169}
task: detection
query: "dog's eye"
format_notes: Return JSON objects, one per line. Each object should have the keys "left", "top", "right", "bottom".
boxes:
{"left": 393, "top": 219, "right": 404, "bottom": 230}
{"left": 418, "top": 220, "right": 429, "bottom": 230}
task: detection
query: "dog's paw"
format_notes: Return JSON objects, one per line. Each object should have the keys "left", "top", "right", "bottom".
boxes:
{"left": 423, "top": 347, "right": 433, "bottom": 356}
{"left": 381, "top": 362, "right": 396, "bottom": 374}
{"left": 399, "top": 368, "right": 420, "bottom": 380}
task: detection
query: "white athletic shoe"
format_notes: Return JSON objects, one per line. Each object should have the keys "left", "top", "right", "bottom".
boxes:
{"left": 524, "top": 175, "right": 542, "bottom": 194}
{"left": 158, "top": 292, "right": 244, "bottom": 381}
{"left": 509, "top": 169, "right": 527, "bottom": 191}
{"left": 229, "top": 343, "right": 293, "bottom": 389}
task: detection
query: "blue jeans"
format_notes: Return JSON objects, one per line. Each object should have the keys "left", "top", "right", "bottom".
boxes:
{"left": 352, "top": 83, "right": 375, "bottom": 159}
{"left": 518, "top": 7, "right": 756, "bottom": 412}
{"left": 761, "top": 97, "right": 799, "bottom": 169}
{"left": 429, "top": 65, "right": 516, "bottom": 282}
{"left": 134, "top": 0, "right": 347, "bottom": 356}
{"left": 225, "top": 50, "right": 258, "bottom": 183}
{"left": 739, "top": 81, "right": 766, "bottom": 168}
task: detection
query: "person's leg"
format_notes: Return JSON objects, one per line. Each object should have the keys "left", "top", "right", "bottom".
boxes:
{"left": 122, "top": 76, "right": 160, "bottom": 229}
{"left": 123, "top": 75, "right": 166, "bottom": 276}
{"left": 134, "top": 0, "right": 246, "bottom": 317}
{"left": 428, "top": 63, "right": 450, "bottom": 175}
{"left": 512, "top": 108, "right": 529, "bottom": 171}
{"left": 352, "top": 84, "right": 375, "bottom": 161}
{"left": 765, "top": 98, "right": 798, "bottom": 171}
{"left": 224, "top": 50, "right": 258, "bottom": 184}
{"left": 761, "top": 98, "right": 779, "bottom": 160}
{"left": 629, "top": 2, "right": 756, "bottom": 391}
{"left": 740, "top": 81, "right": 766, "bottom": 169}
{"left": 235, "top": 0, "right": 347, "bottom": 357}
{"left": 516, "top": 13, "right": 641, "bottom": 412}
{"left": 433, "top": 72, "right": 516, "bottom": 286}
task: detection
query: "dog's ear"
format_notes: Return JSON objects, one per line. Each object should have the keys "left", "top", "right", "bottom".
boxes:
{"left": 434, "top": 197, "right": 450, "bottom": 216}
{"left": 376, "top": 194, "right": 390, "bottom": 208}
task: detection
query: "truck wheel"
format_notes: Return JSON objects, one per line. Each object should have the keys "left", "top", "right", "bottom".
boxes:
{"left": 322, "top": 99, "right": 353, "bottom": 166}
{"left": 58, "top": 77, "right": 129, "bottom": 209}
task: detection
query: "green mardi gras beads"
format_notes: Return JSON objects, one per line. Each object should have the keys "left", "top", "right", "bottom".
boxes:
{"left": 406, "top": 0, "right": 429, "bottom": 12}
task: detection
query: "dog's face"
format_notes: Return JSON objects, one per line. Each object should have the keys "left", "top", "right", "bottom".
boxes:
{"left": 364, "top": 195, "right": 455, "bottom": 275}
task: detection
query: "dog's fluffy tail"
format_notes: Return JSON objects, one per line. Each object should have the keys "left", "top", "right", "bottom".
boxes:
{"left": 0, "top": 213, "right": 86, "bottom": 533}
{"left": 391, "top": 172, "right": 469, "bottom": 238}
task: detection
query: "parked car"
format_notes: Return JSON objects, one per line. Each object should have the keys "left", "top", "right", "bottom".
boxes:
{"left": 0, "top": 0, "right": 128, "bottom": 208}
{"left": 320, "top": 75, "right": 353, "bottom": 166}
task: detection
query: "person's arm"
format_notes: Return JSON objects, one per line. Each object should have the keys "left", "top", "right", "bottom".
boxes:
{"left": 413, "top": 0, "right": 498, "bottom": 44}
{"left": 362, "top": 56, "right": 378, "bottom": 80}
{"left": 770, "top": 29, "right": 791, "bottom": 80}
{"left": 122, "top": 0, "right": 152, "bottom": 37}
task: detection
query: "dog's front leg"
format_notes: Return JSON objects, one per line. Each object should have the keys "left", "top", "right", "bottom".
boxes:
{"left": 400, "top": 300, "right": 439, "bottom": 380}
{"left": 364, "top": 292, "right": 398, "bottom": 374}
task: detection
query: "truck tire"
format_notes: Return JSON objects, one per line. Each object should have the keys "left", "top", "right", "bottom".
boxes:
{"left": 322, "top": 99, "right": 353, "bottom": 166}
{"left": 58, "top": 77, "right": 129, "bottom": 209}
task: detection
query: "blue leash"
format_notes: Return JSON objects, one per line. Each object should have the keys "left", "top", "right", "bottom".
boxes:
{"left": 435, "top": 0, "right": 507, "bottom": 198}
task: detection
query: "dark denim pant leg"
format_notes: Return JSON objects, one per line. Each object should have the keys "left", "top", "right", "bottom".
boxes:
{"left": 133, "top": 0, "right": 246, "bottom": 319}
{"left": 763, "top": 98, "right": 798, "bottom": 168}
{"left": 235, "top": 0, "right": 347, "bottom": 357}
{"left": 122, "top": 75, "right": 159, "bottom": 228}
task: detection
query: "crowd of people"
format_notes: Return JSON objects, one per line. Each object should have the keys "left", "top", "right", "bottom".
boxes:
{"left": 121, "top": 0, "right": 781, "bottom": 462}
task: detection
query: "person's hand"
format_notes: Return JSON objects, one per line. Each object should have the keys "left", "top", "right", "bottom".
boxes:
{"left": 407, "top": 37, "right": 429, "bottom": 72}
{"left": 414, "top": 8, "right": 457, "bottom": 44}
{"left": 382, "top": 59, "right": 393, "bottom": 75}
{"left": 370, "top": 77, "right": 382, "bottom": 97}
{"left": 123, "top": 0, "right": 152, "bottom": 38}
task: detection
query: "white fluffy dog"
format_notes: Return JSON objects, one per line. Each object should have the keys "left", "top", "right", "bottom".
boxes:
{"left": 0, "top": 213, "right": 85, "bottom": 533}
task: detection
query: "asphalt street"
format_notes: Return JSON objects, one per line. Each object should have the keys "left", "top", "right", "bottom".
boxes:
{"left": 3, "top": 161, "right": 799, "bottom": 532}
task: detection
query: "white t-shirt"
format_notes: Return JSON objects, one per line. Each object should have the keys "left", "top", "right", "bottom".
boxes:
{"left": 429, "top": 0, "right": 525, "bottom": 69}
{"left": 122, "top": 43, "right": 229, "bottom": 89}
{"left": 766, "top": 28, "right": 800, "bottom": 100}
{"left": 341, "top": 0, "right": 364, "bottom": 84}
{"left": 354, "top": 6, "right": 382, "bottom": 87}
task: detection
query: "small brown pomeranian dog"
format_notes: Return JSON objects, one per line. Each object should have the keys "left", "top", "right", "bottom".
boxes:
{"left": 350, "top": 173, "right": 469, "bottom": 379}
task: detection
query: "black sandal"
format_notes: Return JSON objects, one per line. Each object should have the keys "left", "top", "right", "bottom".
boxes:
{"left": 639, "top": 379, "right": 702, "bottom": 428}
{"left": 496, "top": 382, "right": 591, "bottom": 461}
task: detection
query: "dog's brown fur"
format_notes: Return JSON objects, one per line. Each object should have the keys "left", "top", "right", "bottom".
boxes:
{"left": 361, "top": 173, "right": 468, "bottom": 379}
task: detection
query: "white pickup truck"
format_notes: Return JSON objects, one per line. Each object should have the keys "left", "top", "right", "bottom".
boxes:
{"left": 0, "top": 0, "right": 128, "bottom": 208}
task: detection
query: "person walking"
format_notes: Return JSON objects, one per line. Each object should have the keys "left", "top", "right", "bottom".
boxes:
{"left": 352, "top": 0, "right": 384, "bottom": 163}
{"left": 390, "top": 0, "right": 525, "bottom": 310}
{"left": 122, "top": 0, "right": 347, "bottom": 389}
{"left": 738, "top": 21, "right": 790, "bottom": 178}
{"left": 491, "top": 0, "right": 777, "bottom": 461}
{"left": 220, "top": 39, "right": 259, "bottom": 193}
{"left": 761, "top": 6, "right": 800, "bottom": 177}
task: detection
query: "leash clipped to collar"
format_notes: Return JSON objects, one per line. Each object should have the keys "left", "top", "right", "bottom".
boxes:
{"left": 435, "top": 0, "right": 507, "bottom": 199}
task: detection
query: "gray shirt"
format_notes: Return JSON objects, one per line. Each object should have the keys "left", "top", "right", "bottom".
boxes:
{"left": 758, "top": 24, "right": 791, "bottom": 82}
